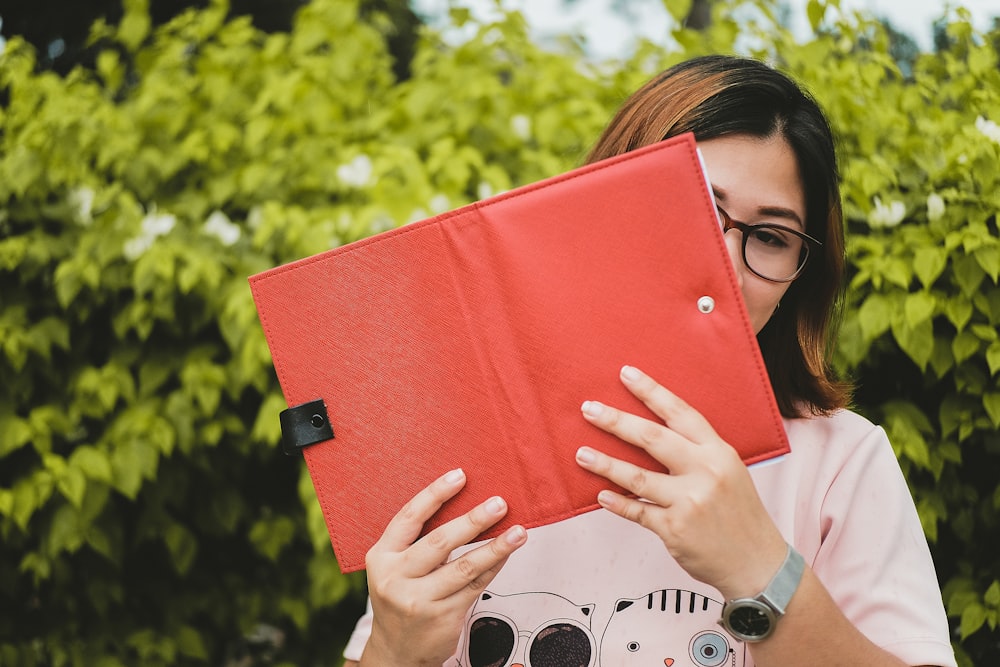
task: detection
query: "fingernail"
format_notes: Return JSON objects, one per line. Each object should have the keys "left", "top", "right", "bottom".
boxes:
{"left": 576, "top": 447, "right": 596, "bottom": 465}
{"left": 486, "top": 496, "right": 506, "bottom": 514}
{"left": 581, "top": 400, "right": 604, "bottom": 417}
{"left": 504, "top": 525, "right": 526, "bottom": 545}
{"left": 621, "top": 365, "right": 641, "bottom": 382}
{"left": 444, "top": 468, "right": 465, "bottom": 485}
{"left": 597, "top": 490, "right": 617, "bottom": 509}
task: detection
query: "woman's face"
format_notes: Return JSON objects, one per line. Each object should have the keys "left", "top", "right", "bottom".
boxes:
{"left": 697, "top": 133, "right": 806, "bottom": 335}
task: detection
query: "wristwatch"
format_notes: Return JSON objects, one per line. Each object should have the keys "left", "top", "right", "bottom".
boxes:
{"left": 719, "top": 544, "right": 805, "bottom": 642}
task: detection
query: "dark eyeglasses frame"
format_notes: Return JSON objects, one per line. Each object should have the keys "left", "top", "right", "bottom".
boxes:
{"left": 716, "top": 205, "right": 822, "bottom": 283}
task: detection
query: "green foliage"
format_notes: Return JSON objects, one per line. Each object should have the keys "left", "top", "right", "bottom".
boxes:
{"left": 1, "top": 0, "right": 998, "bottom": 664}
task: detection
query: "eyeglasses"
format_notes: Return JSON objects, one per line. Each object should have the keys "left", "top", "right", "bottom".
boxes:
{"left": 716, "top": 205, "right": 821, "bottom": 283}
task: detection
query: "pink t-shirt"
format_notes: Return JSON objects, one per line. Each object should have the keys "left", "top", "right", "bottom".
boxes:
{"left": 343, "top": 409, "right": 956, "bottom": 667}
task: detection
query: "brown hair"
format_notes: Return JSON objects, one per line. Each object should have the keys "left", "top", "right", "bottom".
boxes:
{"left": 587, "top": 55, "right": 850, "bottom": 417}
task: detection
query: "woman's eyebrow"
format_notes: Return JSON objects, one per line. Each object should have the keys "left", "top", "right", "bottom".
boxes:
{"left": 758, "top": 206, "right": 804, "bottom": 228}
{"left": 712, "top": 186, "right": 804, "bottom": 228}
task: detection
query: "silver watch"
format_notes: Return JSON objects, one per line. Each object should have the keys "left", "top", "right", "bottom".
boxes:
{"left": 719, "top": 544, "right": 805, "bottom": 642}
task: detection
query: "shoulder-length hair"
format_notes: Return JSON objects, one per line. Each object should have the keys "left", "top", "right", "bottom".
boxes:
{"left": 586, "top": 55, "right": 850, "bottom": 417}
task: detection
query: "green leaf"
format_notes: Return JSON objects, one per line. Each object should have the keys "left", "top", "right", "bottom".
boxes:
{"left": 953, "top": 254, "right": 986, "bottom": 296}
{"left": 164, "top": 522, "right": 198, "bottom": 575}
{"left": 944, "top": 296, "right": 974, "bottom": 330}
{"left": 663, "top": 0, "right": 694, "bottom": 22}
{"left": 47, "top": 504, "right": 86, "bottom": 555}
{"left": 117, "top": 0, "right": 152, "bottom": 51}
{"left": 0, "top": 488, "right": 13, "bottom": 518}
{"left": 69, "top": 446, "right": 114, "bottom": 483}
{"left": 176, "top": 626, "right": 208, "bottom": 660}
{"left": 985, "top": 580, "right": 1000, "bottom": 607}
{"left": 971, "top": 324, "right": 998, "bottom": 342}
{"left": 960, "top": 602, "right": 987, "bottom": 639}
{"left": 883, "top": 257, "right": 912, "bottom": 289}
{"left": 56, "top": 466, "right": 88, "bottom": 509}
{"left": 913, "top": 246, "right": 948, "bottom": 288}
{"left": 904, "top": 291, "right": 936, "bottom": 326}
{"left": 0, "top": 410, "right": 32, "bottom": 457}
{"left": 249, "top": 515, "right": 296, "bottom": 561}
{"left": 806, "top": 0, "right": 826, "bottom": 30}
{"left": 952, "top": 331, "right": 980, "bottom": 364}
{"left": 110, "top": 440, "right": 159, "bottom": 499}
{"left": 983, "top": 392, "right": 1000, "bottom": 428}
{"left": 858, "top": 292, "right": 893, "bottom": 341}
{"left": 975, "top": 245, "right": 1000, "bottom": 283}
{"left": 892, "top": 317, "right": 934, "bottom": 370}
{"left": 12, "top": 472, "right": 53, "bottom": 531}
{"left": 929, "top": 336, "right": 954, "bottom": 379}
{"left": 251, "top": 391, "right": 287, "bottom": 444}
{"left": 86, "top": 525, "right": 118, "bottom": 563}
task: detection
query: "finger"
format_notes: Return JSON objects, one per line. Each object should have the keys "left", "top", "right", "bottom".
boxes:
{"left": 375, "top": 468, "right": 467, "bottom": 552}
{"left": 575, "top": 445, "right": 674, "bottom": 508}
{"left": 618, "top": 365, "right": 720, "bottom": 444}
{"left": 429, "top": 524, "right": 528, "bottom": 601}
{"left": 403, "top": 494, "right": 515, "bottom": 575}
{"left": 595, "top": 489, "right": 666, "bottom": 533}
{"left": 580, "top": 398, "right": 692, "bottom": 471}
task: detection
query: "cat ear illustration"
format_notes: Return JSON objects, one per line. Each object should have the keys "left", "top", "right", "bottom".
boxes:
{"left": 600, "top": 589, "right": 747, "bottom": 666}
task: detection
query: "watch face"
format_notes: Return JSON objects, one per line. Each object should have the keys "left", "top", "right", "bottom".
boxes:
{"left": 723, "top": 600, "right": 775, "bottom": 641}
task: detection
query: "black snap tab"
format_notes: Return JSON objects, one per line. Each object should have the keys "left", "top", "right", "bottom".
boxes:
{"left": 279, "top": 399, "right": 334, "bottom": 455}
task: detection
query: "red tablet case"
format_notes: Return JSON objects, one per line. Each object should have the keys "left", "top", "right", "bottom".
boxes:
{"left": 249, "top": 133, "right": 789, "bottom": 573}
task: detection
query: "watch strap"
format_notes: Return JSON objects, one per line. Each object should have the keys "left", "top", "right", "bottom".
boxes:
{"left": 759, "top": 543, "right": 805, "bottom": 615}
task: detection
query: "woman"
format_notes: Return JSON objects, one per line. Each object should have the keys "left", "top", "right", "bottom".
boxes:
{"left": 342, "top": 56, "right": 956, "bottom": 667}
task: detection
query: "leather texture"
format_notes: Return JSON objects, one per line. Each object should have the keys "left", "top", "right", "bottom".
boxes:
{"left": 249, "top": 133, "right": 789, "bottom": 573}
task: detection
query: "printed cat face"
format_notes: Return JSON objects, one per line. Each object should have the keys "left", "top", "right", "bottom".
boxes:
{"left": 600, "top": 589, "right": 744, "bottom": 667}
{"left": 458, "top": 591, "right": 597, "bottom": 667}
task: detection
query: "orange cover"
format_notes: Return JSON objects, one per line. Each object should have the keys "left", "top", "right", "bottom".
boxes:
{"left": 249, "top": 134, "right": 789, "bottom": 573}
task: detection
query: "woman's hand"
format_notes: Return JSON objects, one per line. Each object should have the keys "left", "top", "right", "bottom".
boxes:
{"left": 360, "top": 468, "right": 527, "bottom": 667}
{"left": 575, "top": 365, "right": 787, "bottom": 601}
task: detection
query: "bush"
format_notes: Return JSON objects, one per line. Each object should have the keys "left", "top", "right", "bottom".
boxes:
{"left": 0, "top": 0, "right": 997, "bottom": 664}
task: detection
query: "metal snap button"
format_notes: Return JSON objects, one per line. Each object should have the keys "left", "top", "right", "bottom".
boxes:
{"left": 697, "top": 296, "right": 715, "bottom": 314}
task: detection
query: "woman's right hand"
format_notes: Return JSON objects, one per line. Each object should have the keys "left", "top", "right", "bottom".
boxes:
{"left": 358, "top": 468, "right": 527, "bottom": 667}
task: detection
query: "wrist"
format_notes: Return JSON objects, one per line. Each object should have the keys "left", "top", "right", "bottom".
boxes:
{"left": 716, "top": 538, "right": 788, "bottom": 601}
{"left": 719, "top": 543, "right": 805, "bottom": 643}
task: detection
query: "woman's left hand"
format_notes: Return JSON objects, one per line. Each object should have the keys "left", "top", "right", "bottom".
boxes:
{"left": 575, "top": 364, "right": 788, "bottom": 601}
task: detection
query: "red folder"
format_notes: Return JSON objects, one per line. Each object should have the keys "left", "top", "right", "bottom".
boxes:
{"left": 249, "top": 133, "right": 789, "bottom": 573}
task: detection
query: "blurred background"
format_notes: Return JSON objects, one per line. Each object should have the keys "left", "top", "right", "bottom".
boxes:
{"left": 1, "top": 0, "right": 998, "bottom": 665}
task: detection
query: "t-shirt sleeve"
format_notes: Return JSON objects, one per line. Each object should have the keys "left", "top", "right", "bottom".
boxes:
{"left": 342, "top": 597, "right": 373, "bottom": 662}
{"left": 812, "top": 422, "right": 956, "bottom": 667}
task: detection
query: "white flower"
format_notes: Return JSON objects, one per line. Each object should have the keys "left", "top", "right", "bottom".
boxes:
{"left": 336, "top": 154, "right": 373, "bottom": 188}
{"left": 477, "top": 182, "right": 494, "bottom": 201}
{"left": 123, "top": 235, "right": 154, "bottom": 261}
{"left": 975, "top": 116, "right": 1000, "bottom": 145}
{"left": 429, "top": 194, "right": 451, "bottom": 215}
{"left": 511, "top": 114, "right": 532, "bottom": 140}
{"left": 69, "top": 186, "right": 95, "bottom": 225}
{"left": 406, "top": 208, "right": 428, "bottom": 225}
{"left": 869, "top": 196, "right": 906, "bottom": 229}
{"left": 370, "top": 214, "right": 395, "bottom": 233}
{"left": 123, "top": 206, "right": 177, "bottom": 260}
{"left": 247, "top": 206, "right": 264, "bottom": 230}
{"left": 203, "top": 210, "right": 241, "bottom": 246}
{"left": 141, "top": 209, "right": 177, "bottom": 237}
{"left": 926, "top": 193, "right": 946, "bottom": 222}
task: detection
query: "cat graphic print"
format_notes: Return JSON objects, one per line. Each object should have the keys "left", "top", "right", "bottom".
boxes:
{"left": 456, "top": 588, "right": 746, "bottom": 667}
